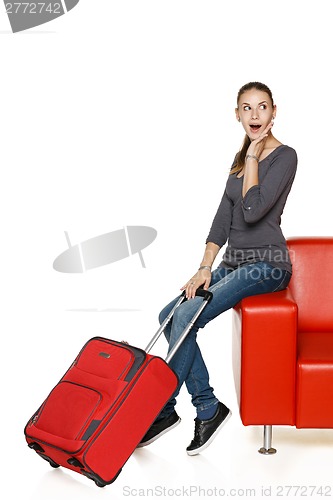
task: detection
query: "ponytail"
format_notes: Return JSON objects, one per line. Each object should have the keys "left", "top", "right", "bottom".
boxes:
{"left": 230, "top": 135, "right": 251, "bottom": 175}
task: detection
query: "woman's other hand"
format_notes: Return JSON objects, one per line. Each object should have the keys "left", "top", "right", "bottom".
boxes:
{"left": 246, "top": 120, "right": 274, "bottom": 159}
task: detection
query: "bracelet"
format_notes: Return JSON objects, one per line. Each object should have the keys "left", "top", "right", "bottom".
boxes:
{"left": 198, "top": 265, "right": 211, "bottom": 271}
{"left": 245, "top": 154, "right": 259, "bottom": 162}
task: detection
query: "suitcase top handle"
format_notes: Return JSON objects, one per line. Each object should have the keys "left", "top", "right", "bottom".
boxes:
{"left": 186, "top": 288, "right": 213, "bottom": 303}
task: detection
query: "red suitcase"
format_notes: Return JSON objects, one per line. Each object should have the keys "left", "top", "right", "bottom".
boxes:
{"left": 24, "top": 289, "right": 212, "bottom": 487}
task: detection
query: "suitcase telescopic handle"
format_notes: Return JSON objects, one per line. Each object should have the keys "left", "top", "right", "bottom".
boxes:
{"left": 145, "top": 288, "right": 213, "bottom": 363}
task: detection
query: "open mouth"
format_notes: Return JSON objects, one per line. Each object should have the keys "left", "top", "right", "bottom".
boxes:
{"left": 249, "top": 124, "right": 261, "bottom": 132}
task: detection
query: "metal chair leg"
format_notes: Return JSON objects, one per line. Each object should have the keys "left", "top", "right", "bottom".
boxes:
{"left": 258, "top": 425, "right": 277, "bottom": 455}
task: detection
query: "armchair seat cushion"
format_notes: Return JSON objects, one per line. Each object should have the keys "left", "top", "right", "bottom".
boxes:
{"left": 296, "top": 331, "right": 333, "bottom": 428}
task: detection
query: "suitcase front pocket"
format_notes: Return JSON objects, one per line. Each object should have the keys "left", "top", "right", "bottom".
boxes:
{"left": 35, "top": 381, "right": 102, "bottom": 440}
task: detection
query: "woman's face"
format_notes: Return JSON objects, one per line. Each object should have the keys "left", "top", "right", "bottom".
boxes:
{"left": 235, "top": 89, "right": 276, "bottom": 141}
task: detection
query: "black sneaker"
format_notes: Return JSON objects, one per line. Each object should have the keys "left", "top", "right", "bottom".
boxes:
{"left": 186, "top": 402, "right": 231, "bottom": 456}
{"left": 137, "top": 411, "right": 181, "bottom": 448}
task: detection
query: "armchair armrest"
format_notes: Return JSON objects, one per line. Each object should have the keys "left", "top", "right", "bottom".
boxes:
{"left": 232, "top": 288, "right": 298, "bottom": 426}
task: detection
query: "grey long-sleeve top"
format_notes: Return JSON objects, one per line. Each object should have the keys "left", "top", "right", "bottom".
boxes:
{"left": 206, "top": 145, "right": 297, "bottom": 273}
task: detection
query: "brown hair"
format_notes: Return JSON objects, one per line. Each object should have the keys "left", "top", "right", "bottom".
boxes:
{"left": 230, "top": 82, "right": 274, "bottom": 175}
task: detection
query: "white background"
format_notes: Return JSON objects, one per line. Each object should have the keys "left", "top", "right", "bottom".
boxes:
{"left": 1, "top": 1, "right": 333, "bottom": 499}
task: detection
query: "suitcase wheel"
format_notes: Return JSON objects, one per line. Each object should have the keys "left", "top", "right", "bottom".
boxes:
{"left": 81, "top": 469, "right": 106, "bottom": 487}
{"left": 39, "top": 453, "right": 60, "bottom": 468}
{"left": 28, "top": 442, "right": 60, "bottom": 468}
{"left": 94, "top": 480, "right": 106, "bottom": 488}
{"left": 81, "top": 467, "right": 122, "bottom": 487}
{"left": 48, "top": 459, "right": 61, "bottom": 469}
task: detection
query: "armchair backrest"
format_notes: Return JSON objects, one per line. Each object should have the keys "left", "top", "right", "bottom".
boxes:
{"left": 287, "top": 237, "right": 333, "bottom": 333}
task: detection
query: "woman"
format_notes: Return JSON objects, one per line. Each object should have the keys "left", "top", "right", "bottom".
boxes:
{"left": 138, "top": 82, "right": 297, "bottom": 455}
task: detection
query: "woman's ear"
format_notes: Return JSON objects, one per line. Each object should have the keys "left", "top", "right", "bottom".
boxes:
{"left": 272, "top": 104, "right": 277, "bottom": 120}
{"left": 235, "top": 108, "right": 240, "bottom": 122}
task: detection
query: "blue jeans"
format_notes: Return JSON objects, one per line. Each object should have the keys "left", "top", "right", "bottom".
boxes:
{"left": 158, "top": 262, "right": 291, "bottom": 418}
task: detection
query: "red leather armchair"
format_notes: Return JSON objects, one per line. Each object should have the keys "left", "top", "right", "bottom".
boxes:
{"left": 232, "top": 237, "right": 333, "bottom": 454}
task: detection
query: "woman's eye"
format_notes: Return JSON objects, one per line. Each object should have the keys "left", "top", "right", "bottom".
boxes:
{"left": 243, "top": 106, "right": 251, "bottom": 111}
{"left": 259, "top": 104, "right": 267, "bottom": 110}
